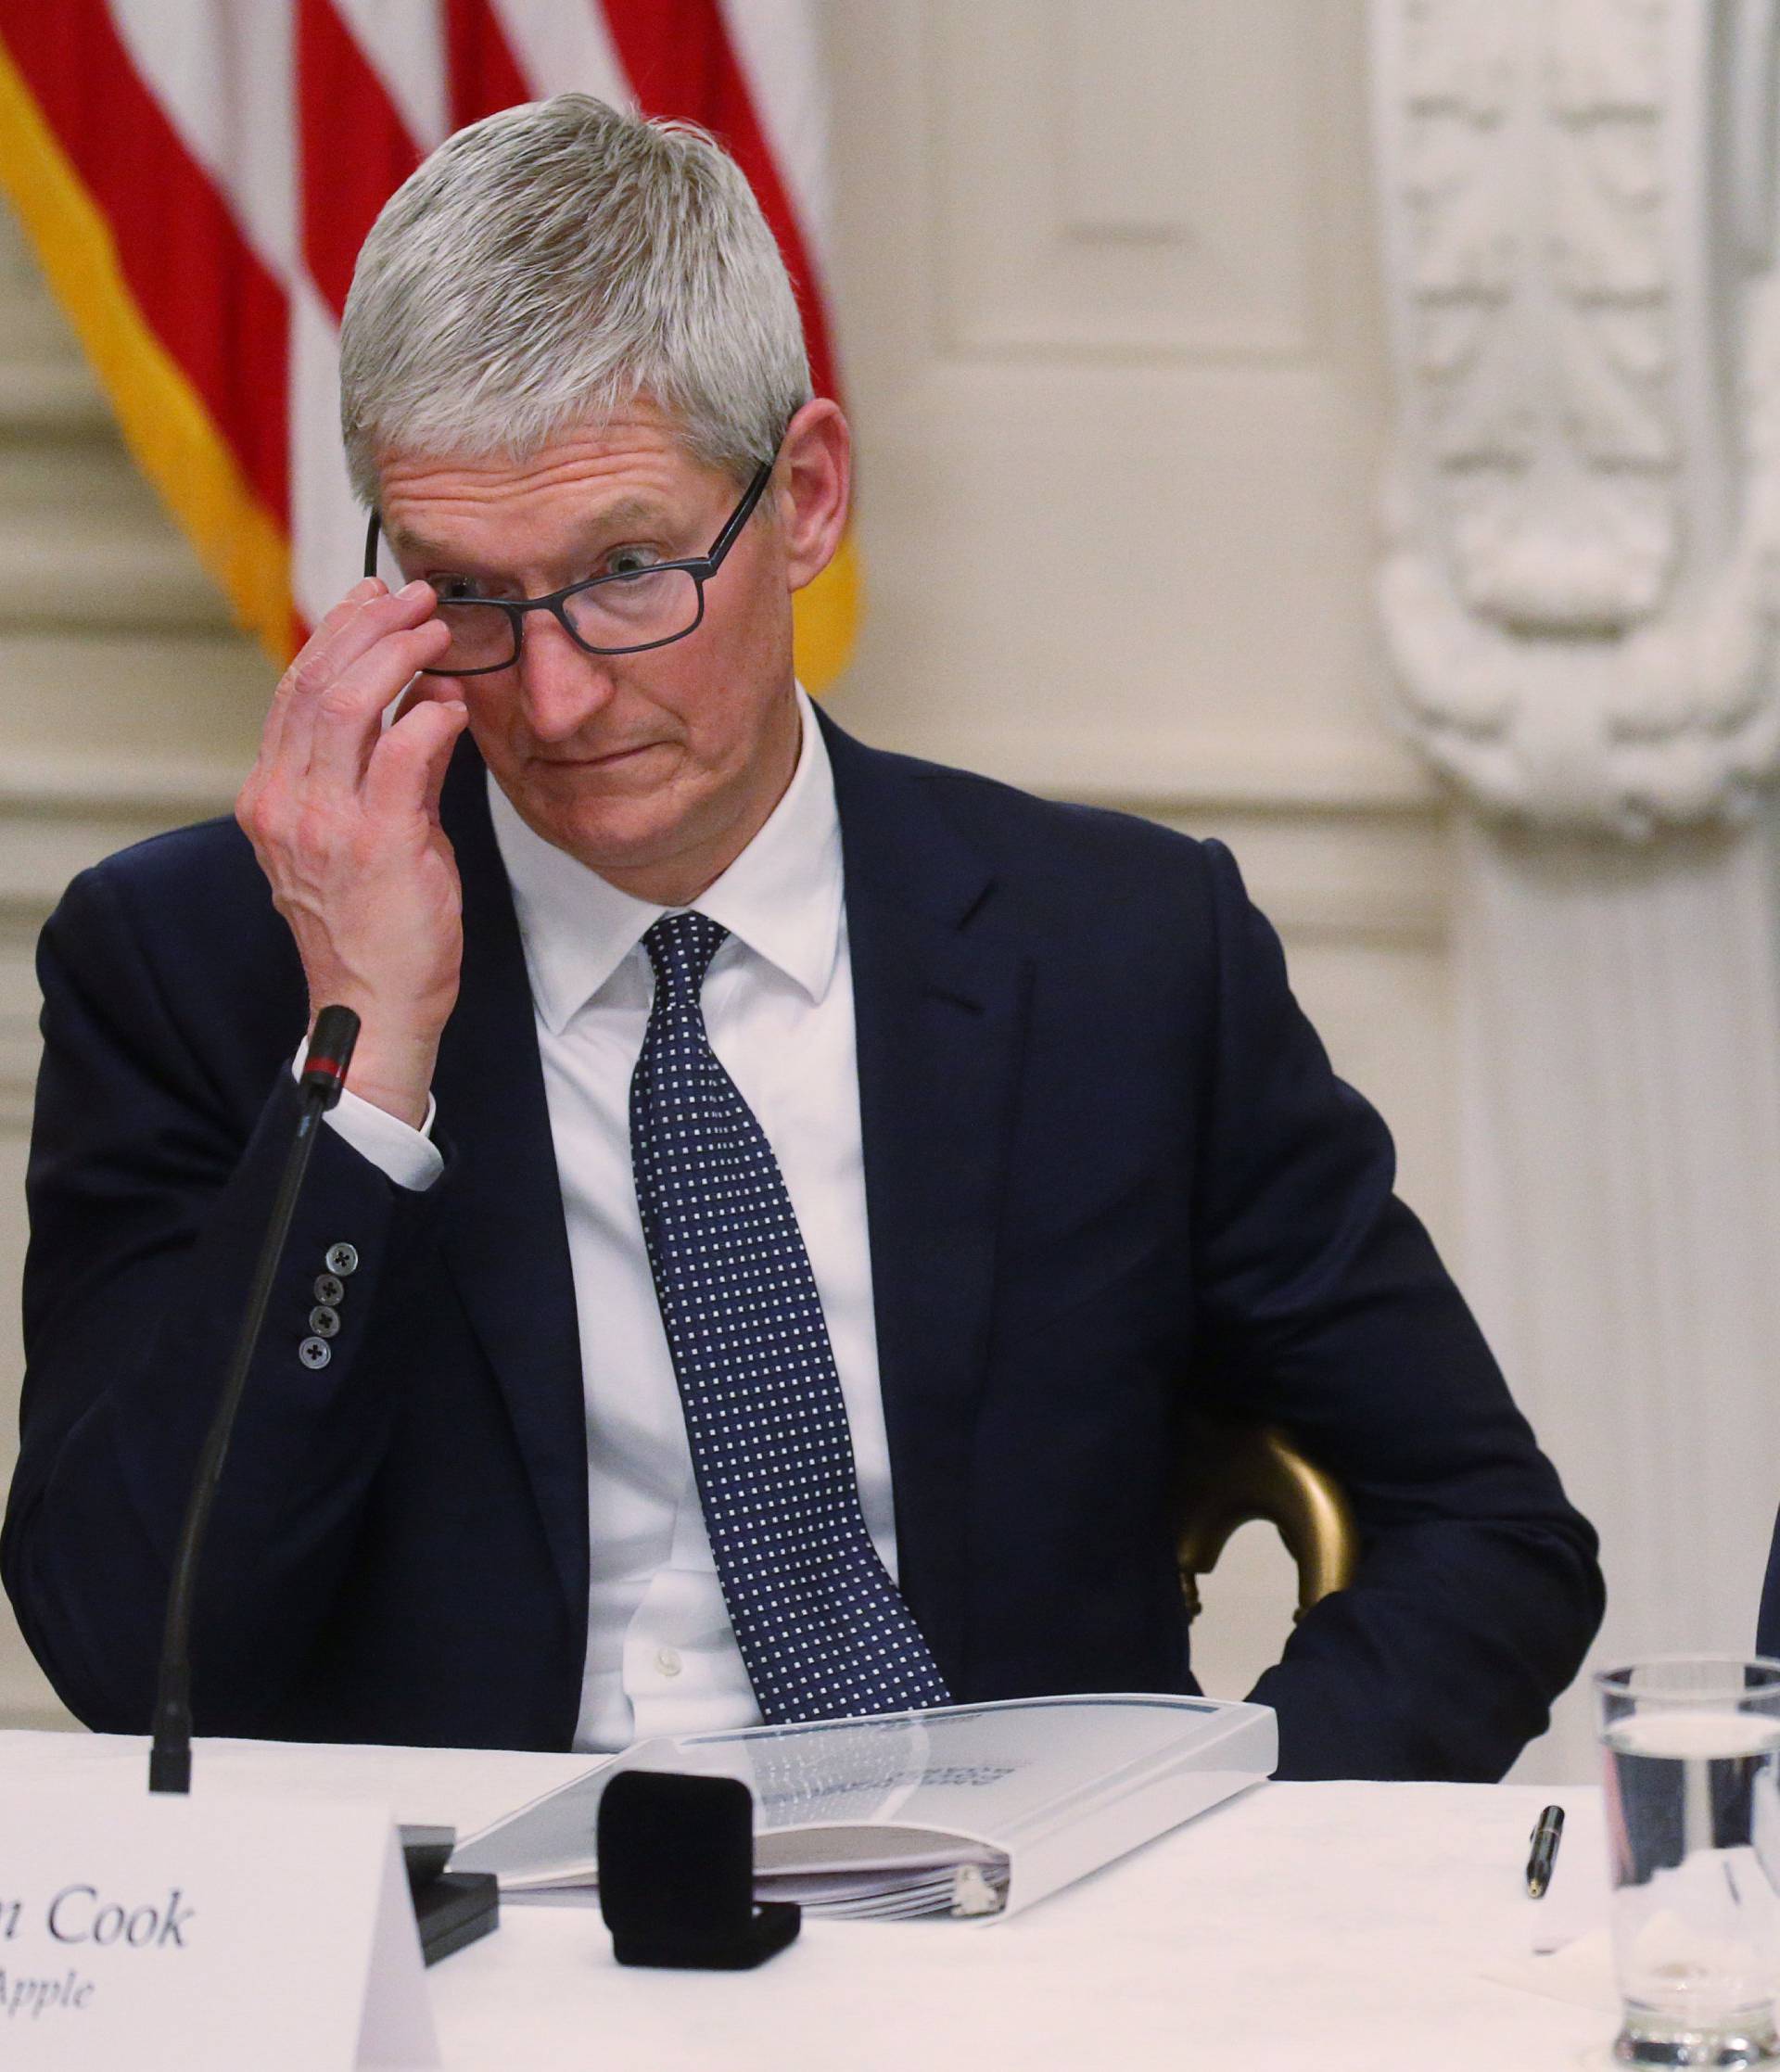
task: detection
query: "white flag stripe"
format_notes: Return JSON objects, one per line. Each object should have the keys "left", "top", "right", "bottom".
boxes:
{"left": 489, "top": 0, "right": 633, "bottom": 109}
{"left": 330, "top": 0, "right": 451, "bottom": 151}
{"left": 289, "top": 276, "right": 364, "bottom": 629}
{"left": 103, "top": 0, "right": 299, "bottom": 279}
{"left": 717, "top": 0, "right": 833, "bottom": 276}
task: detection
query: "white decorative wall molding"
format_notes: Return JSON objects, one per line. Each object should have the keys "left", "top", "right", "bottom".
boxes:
{"left": 860, "top": 715, "right": 1439, "bottom": 818}
{"left": 0, "top": 751, "right": 239, "bottom": 820}
{"left": 927, "top": 0, "right": 1316, "bottom": 360}
{"left": 1370, "top": 0, "right": 1780, "bottom": 832}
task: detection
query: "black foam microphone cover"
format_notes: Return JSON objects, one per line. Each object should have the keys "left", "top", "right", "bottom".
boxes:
{"left": 299, "top": 1004, "right": 360, "bottom": 1107}
{"left": 596, "top": 1771, "right": 800, "bottom": 1970}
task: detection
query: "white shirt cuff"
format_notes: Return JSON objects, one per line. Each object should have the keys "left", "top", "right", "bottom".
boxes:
{"left": 290, "top": 1053, "right": 444, "bottom": 1192}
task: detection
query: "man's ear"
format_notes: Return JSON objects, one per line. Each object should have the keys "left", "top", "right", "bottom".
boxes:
{"left": 774, "top": 399, "right": 851, "bottom": 593}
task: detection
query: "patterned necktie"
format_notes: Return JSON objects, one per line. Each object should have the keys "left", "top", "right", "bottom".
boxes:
{"left": 629, "top": 909, "right": 951, "bottom": 1724}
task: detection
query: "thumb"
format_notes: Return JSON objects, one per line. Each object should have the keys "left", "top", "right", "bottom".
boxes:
{"left": 362, "top": 699, "right": 469, "bottom": 826}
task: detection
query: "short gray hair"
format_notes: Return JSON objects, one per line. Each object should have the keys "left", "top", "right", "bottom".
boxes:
{"left": 338, "top": 94, "right": 812, "bottom": 502}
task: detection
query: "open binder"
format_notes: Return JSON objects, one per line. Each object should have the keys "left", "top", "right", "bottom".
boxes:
{"left": 453, "top": 1693, "right": 1276, "bottom": 1920}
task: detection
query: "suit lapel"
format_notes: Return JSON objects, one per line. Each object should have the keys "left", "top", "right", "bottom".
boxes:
{"left": 823, "top": 713, "right": 1029, "bottom": 1687}
{"left": 431, "top": 742, "right": 590, "bottom": 1639}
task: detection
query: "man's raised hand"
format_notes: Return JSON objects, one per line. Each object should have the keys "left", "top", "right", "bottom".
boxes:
{"left": 235, "top": 578, "right": 469, "bottom": 1129}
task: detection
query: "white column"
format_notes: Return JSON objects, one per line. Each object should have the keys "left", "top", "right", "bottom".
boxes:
{"left": 1369, "top": 0, "right": 1780, "bottom": 1779}
{"left": 1456, "top": 813, "right": 1780, "bottom": 1778}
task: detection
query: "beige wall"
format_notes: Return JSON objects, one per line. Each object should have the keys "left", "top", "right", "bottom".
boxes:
{"left": 0, "top": 0, "right": 1457, "bottom": 1723}
{"left": 823, "top": 0, "right": 1454, "bottom": 1238}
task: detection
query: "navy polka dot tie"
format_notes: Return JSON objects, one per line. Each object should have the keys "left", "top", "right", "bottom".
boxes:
{"left": 629, "top": 910, "right": 951, "bottom": 1724}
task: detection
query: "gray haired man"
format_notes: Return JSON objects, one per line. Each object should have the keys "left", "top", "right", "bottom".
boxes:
{"left": 6, "top": 95, "right": 1601, "bottom": 1777}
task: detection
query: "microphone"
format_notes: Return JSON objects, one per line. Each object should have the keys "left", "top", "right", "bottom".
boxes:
{"left": 147, "top": 1007, "right": 361, "bottom": 1794}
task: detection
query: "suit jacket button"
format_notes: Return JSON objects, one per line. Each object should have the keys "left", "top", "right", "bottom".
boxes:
{"left": 308, "top": 1305, "right": 341, "bottom": 1339}
{"left": 324, "top": 1243, "right": 360, "bottom": 1278}
{"left": 313, "top": 1273, "right": 346, "bottom": 1306}
{"left": 298, "top": 1336, "right": 332, "bottom": 1370}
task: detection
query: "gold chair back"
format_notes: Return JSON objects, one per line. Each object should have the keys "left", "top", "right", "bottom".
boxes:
{"left": 1174, "top": 1416, "right": 1359, "bottom": 1624}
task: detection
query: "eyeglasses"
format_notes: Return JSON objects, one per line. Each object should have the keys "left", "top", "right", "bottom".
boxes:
{"left": 361, "top": 451, "right": 777, "bottom": 677}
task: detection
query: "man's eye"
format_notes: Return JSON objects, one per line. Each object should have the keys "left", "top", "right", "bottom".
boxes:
{"left": 431, "top": 573, "right": 521, "bottom": 604}
{"left": 604, "top": 546, "right": 663, "bottom": 578}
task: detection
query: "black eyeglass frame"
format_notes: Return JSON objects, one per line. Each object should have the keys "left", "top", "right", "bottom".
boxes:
{"left": 360, "top": 450, "right": 778, "bottom": 675}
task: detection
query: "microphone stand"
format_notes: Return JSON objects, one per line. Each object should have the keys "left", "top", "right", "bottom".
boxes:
{"left": 147, "top": 1007, "right": 360, "bottom": 1795}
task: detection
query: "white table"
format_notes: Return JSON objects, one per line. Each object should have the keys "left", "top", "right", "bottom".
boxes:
{"left": 0, "top": 1732, "right": 1617, "bottom": 2071}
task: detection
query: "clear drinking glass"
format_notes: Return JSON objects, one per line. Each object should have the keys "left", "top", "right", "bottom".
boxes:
{"left": 1597, "top": 1658, "right": 1780, "bottom": 2068}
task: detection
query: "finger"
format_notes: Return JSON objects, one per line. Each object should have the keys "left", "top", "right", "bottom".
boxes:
{"left": 361, "top": 698, "right": 470, "bottom": 826}
{"left": 261, "top": 578, "right": 387, "bottom": 770}
{"left": 305, "top": 615, "right": 453, "bottom": 793}
{"left": 386, "top": 666, "right": 469, "bottom": 730}
{"left": 279, "top": 581, "right": 439, "bottom": 778}
{"left": 415, "top": 697, "right": 471, "bottom": 828}
{"left": 261, "top": 578, "right": 388, "bottom": 782}
{"left": 383, "top": 663, "right": 451, "bottom": 730}
{"left": 308, "top": 578, "right": 428, "bottom": 690}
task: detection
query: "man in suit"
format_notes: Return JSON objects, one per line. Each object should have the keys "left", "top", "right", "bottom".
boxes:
{"left": 3, "top": 95, "right": 1601, "bottom": 1780}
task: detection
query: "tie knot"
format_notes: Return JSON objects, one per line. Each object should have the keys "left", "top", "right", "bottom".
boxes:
{"left": 642, "top": 911, "right": 730, "bottom": 1004}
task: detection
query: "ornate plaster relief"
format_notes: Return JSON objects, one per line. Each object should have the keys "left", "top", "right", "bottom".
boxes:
{"left": 1372, "top": 0, "right": 1780, "bottom": 831}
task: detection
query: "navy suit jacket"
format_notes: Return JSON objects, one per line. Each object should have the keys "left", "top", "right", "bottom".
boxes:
{"left": 3, "top": 711, "right": 1602, "bottom": 1779}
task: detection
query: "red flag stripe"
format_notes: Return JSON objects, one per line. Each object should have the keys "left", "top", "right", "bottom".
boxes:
{"left": 598, "top": 0, "right": 840, "bottom": 404}
{"left": 444, "top": 0, "right": 532, "bottom": 130}
{"left": 297, "top": 0, "right": 424, "bottom": 322}
{"left": 0, "top": 0, "right": 290, "bottom": 524}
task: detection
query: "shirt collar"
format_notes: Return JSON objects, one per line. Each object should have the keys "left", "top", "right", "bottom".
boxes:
{"left": 488, "top": 686, "right": 842, "bottom": 1036}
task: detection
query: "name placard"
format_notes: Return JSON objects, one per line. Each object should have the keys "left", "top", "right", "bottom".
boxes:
{"left": 0, "top": 1776, "right": 437, "bottom": 2068}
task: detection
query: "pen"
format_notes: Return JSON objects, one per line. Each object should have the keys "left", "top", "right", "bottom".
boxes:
{"left": 1526, "top": 1804, "right": 1564, "bottom": 1898}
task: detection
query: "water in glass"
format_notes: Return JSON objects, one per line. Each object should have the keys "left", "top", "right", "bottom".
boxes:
{"left": 1601, "top": 1676, "right": 1780, "bottom": 2068}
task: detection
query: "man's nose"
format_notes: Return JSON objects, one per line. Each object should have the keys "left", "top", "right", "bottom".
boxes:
{"left": 515, "top": 610, "right": 618, "bottom": 739}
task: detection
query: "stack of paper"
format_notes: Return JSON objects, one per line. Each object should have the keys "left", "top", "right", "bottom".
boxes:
{"left": 453, "top": 1693, "right": 1276, "bottom": 1920}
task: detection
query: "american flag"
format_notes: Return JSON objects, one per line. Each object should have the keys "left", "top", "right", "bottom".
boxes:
{"left": 0, "top": 0, "right": 858, "bottom": 687}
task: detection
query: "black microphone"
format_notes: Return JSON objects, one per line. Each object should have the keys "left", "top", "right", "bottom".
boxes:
{"left": 147, "top": 1006, "right": 361, "bottom": 1794}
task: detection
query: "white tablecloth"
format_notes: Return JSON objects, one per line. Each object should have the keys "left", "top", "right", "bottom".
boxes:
{"left": 0, "top": 1731, "right": 1618, "bottom": 2070}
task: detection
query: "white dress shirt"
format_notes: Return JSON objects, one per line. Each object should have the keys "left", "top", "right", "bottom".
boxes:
{"left": 322, "top": 692, "right": 897, "bottom": 1749}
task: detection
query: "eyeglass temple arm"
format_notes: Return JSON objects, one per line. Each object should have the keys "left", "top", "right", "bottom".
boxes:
{"left": 362, "top": 509, "right": 383, "bottom": 583}
{"left": 702, "top": 457, "right": 775, "bottom": 567}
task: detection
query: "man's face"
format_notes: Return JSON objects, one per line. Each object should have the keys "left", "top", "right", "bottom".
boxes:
{"left": 377, "top": 399, "right": 830, "bottom": 901}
